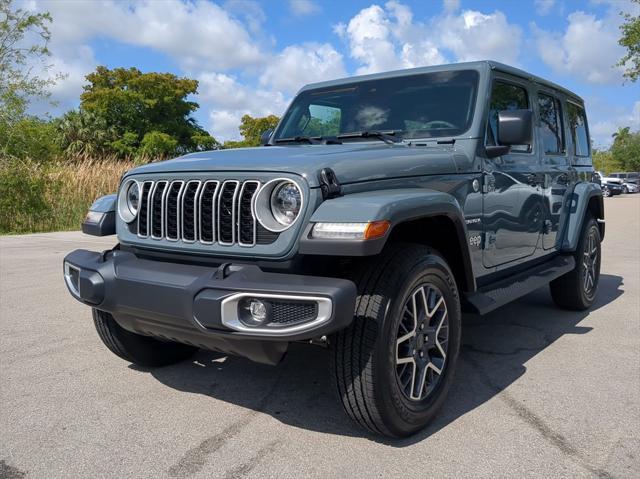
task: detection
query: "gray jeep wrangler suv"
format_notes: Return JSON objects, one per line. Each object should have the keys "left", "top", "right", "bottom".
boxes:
{"left": 64, "top": 61, "right": 604, "bottom": 438}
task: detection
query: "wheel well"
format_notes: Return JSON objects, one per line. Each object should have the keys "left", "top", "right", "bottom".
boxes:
{"left": 587, "top": 195, "right": 605, "bottom": 240}
{"left": 386, "top": 216, "right": 473, "bottom": 292}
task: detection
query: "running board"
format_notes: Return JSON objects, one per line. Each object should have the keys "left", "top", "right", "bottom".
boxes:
{"left": 463, "top": 255, "right": 575, "bottom": 315}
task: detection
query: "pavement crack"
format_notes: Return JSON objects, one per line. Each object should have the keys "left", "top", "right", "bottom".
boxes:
{"left": 0, "top": 460, "right": 27, "bottom": 479}
{"left": 221, "top": 440, "right": 282, "bottom": 479}
{"left": 166, "top": 369, "right": 284, "bottom": 478}
{"left": 463, "top": 354, "right": 613, "bottom": 479}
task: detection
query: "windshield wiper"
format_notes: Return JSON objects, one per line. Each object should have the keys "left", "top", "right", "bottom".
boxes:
{"left": 337, "top": 130, "right": 403, "bottom": 144}
{"left": 274, "top": 136, "right": 322, "bottom": 145}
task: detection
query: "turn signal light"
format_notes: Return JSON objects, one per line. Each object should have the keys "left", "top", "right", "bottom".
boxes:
{"left": 363, "top": 220, "right": 391, "bottom": 240}
{"left": 311, "top": 220, "right": 390, "bottom": 240}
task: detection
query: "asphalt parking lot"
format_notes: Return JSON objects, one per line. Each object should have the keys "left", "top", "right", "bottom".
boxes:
{"left": 1, "top": 195, "right": 639, "bottom": 479}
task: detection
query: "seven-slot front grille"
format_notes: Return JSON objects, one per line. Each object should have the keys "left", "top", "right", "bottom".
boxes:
{"left": 136, "top": 179, "right": 265, "bottom": 247}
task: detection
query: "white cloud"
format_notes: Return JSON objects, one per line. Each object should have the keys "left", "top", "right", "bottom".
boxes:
{"left": 588, "top": 99, "right": 640, "bottom": 147}
{"left": 534, "top": 0, "right": 555, "bottom": 16}
{"left": 443, "top": 0, "right": 460, "bottom": 13}
{"left": 532, "top": 11, "right": 626, "bottom": 84}
{"left": 35, "top": 0, "right": 263, "bottom": 71}
{"left": 198, "top": 73, "right": 288, "bottom": 141}
{"left": 260, "top": 43, "right": 346, "bottom": 93}
{"left": 289, "top": 0, "right": 320, "bottom": 16}
{"left": 337, "top": 2, "right": 520, "bottom": 74}
{"left": 438, "top": 10, "right": 522, "bottom": 64}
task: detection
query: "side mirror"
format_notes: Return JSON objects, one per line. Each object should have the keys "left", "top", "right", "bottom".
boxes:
{"left": 497, "top": 109, "right": 533, "bottom": 146}
{"left": 260, "top": 128, "right": 274, "bottom": 146}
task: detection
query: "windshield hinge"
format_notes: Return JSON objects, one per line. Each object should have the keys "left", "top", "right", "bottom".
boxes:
{"left": 319, "top": 168, "right": 342, "bottom": 200}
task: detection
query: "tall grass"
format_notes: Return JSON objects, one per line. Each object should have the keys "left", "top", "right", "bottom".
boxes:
{"left": 0, "top": 155, "right": 137, "bottom": 234}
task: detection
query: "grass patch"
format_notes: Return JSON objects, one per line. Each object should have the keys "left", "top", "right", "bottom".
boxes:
{"left": 0, "top": 156, "right": 136, "bottom": 234}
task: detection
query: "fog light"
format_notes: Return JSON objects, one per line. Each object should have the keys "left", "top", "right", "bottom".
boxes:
{"left": 238, "top": 298, "right": 272, "bottom": 326}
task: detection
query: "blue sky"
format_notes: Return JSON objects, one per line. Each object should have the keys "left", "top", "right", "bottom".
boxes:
{"left": 26, "top": 0, "right": 639, "bottom": 146}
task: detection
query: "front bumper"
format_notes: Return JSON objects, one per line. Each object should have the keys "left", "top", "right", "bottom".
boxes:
{"left": 63, "top": 249, "right": 357, "bottom": 364}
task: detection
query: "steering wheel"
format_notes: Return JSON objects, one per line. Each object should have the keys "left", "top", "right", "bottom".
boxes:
{"left": 424, "top": 120, "right": 457, "bottom": 129}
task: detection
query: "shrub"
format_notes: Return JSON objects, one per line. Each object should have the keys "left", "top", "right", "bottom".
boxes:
{"left": 0, "top": 117, "right": 61, "bottom": 162}
{"left": 0, "top": 157, "right": 51, "bottom": 232}
{"left": 0, "top": 156, "right": 135, "bottom": 234}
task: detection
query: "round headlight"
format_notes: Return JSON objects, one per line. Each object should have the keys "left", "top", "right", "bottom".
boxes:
{"left": 270, "top": 182, "right": 301, "bottom": 226}
{"left": 126, "top": 182, "right": 140, "bottom": 215}
{"left": 118, "top": 179, "right": 140, "bottom": 223}
{"left": 254, "top": 178, "right": 305, "bottom": 233}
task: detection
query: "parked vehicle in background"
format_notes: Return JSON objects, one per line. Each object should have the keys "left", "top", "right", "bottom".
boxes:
{"left": 622, "top": 181, "right": 638, "bottom": 194}
{"left": 609, "top": 172, "right": 639, "bottom": 185}
{"left": 607, "top": 172, "right": 639, "bottom": 192}
{"left": 601, "top": 180, "right": 624, "bottom": 197}
{"left": 63, "top": 61, "right": 605, "bottom": 438}
{"left": 596, "top": 172, "right": 625, "bottom": 195}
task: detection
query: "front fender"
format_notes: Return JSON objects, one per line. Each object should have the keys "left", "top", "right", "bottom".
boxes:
{"left": 298, "top": 188, "right": 468, "bottom": 256}
{"left": 561, "top": 182, "right": 604, "bottom": 251}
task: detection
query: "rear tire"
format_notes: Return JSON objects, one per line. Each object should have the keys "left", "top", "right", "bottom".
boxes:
{"left": 330, "top": 244, "right": 461, "bottom": 437}
{"left": 92, "top": 309, "right": 198, "bottom": 367}
{"left": 550, "top": 216, "right": 601, "bottom": 311}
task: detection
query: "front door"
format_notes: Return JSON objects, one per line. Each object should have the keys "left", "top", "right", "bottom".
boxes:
{"left": 482, "top": 78, "right": 543, "bottom": 268}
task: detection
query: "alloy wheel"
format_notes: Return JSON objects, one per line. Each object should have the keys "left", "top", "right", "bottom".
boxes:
{"left": 582, "top": 229, "right": 599, "bottom": 296}
{"left": 395, "top": 284, "right": 449, "bottom": 401}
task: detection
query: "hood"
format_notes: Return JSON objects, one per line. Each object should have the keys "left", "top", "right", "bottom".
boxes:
{"left": 128, "top": 143, "right": 466, "bottom": 187}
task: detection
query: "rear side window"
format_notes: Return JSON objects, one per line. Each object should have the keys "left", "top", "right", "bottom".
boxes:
{"left": 567, "top": 102, "right": 590, "bottom": 157}
{"left": 487, "top": 81, "right": 530, "bottom": 152}
{"left": 538, "top": 93, "right": 564, "bottom": 154}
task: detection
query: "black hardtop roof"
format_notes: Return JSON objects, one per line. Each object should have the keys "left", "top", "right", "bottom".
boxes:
{"left": 300, "top": 60, "right": 584, "bottom": 104}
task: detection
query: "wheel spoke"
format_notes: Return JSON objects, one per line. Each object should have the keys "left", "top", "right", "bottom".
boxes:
{"left": 396, "top": 331, "right": 414, "bottom": 347}
{"left": 426, "top": 360, "right": 442, "bottom": 376}
{"left": 412, "top": 364, "right": 428, "bottom": 400}
{"left": 397, "top": 356, "right": 414, "bottom": 365}
{"left": 427, "top": 297, "right": 444, "bottom": 319}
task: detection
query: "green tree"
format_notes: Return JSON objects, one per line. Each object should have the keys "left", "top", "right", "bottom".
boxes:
{"left": 617, "top": 0, "right": 640, "bottom": 82}
{"left": 0, "top": 0, "right": 63, "bottom": 158}
{"left": 140, "top": 131, "right": 178, "bottom": 159}
{"left": 610, "top": 127, "right": 640, "bottom": 171}
{"left": 56, "top": 109, "right": 117, "bottom": 157}
{"left": 79, "top": 66, "right": 216, "bottom": 156}
{"left": 223, "top": 114, "right": 280, "bottom": 148}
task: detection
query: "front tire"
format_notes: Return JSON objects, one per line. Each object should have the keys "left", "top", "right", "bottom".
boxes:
{"left": 93, "top": 309, "right": 198, "bottom": 367}
{"left": 331, "top": 244, "right": 461, "bottom": 437}
{"left": 550, "top": 216, "right": 601, "bottom": 310}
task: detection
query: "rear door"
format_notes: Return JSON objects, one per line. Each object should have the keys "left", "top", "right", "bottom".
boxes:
{"left": 535, "top": 89, "right": 572, "bottom": 250}
{"left": 482, "top": 77, "right": 544, "bottom": 268}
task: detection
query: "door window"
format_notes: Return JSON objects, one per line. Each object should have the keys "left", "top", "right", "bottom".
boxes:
{"left": 538, "top": 93, "right": 564, "bottom": 154}
{"left": 567, "top": 102, "right": 590, "bottom": 157}
{"left": 486, "top": 81, "right": 530, "bottom": 152}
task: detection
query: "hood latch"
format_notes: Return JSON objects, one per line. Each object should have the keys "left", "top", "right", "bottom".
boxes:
{"left": 319, "top": 168, "right": 342, "bottom": 200}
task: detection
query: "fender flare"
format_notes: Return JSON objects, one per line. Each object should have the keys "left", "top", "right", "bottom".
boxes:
{"left": 561, "top": 182, "right": 604, "bottom": 251}
{"left": 298, "top": 188, "right": 475, "bottom": 289}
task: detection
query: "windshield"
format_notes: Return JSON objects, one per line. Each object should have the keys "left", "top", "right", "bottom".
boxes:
{"left": 274, "top": 70, "right": 479, "bottom": 142}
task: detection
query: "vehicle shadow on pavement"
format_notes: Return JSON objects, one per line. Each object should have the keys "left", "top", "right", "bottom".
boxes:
{"left": 142, "top": 274, "right": 624, "bottom": 445}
